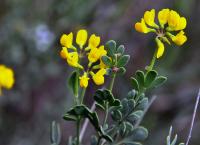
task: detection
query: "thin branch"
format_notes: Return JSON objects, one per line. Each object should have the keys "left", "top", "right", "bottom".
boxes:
{"left": 79, "top": 102, "right": 96, "bottom": 142}
{"left": 185, "top": 88, "right": 200, "bottom": 145}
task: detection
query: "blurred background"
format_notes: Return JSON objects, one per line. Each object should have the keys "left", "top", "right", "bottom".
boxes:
{"left": 0, "top": 0, "right": 200, "bottom": 144}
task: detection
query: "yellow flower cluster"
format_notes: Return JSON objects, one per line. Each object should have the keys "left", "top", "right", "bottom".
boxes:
{"left": 0, "top": 65, "right": 15, "bottom": 95}
{"left": 60, "top": 29, "right": 108, "bottom": 88}
{"left": 135, "top": 9, "right": 187, "bottom": 58}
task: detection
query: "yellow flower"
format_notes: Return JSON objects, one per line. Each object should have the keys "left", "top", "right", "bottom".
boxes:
{"left": 167, "top": 10, "right": 181, "bottom": 30}
{"left": 88, "top": 34, "right": 100, "bottom": 49}
{"left": 67, "top": 52, "right": 83, "bottom": 69}
{"left": 76, "top": 29, "right": 88, "bottom": 49}
{"left": 99, "top": 58, "right": 107, "bottom": 69}
{"left": 135, "top": 9, "right": 187, "bottom": 59}
{"left": 175, "top": 17, "right": 187, "bottom": 31}
{"left": 156, "top": 38, "right": 165, "bottom": 58}
{"left": 171, "top": 31, "right": 187, "bottom": 46}
{"left": 135, "top": 18, "right": 152, "bottom": 33}
{"left": 91, "top": 68, "right": 106, "bottom": 85}
{"left": 144, "top": 9, "right": 159, "bottom": 28}
{"left": 60, "top": 47, "right": 69, "bottom": 59}
{"left": 0, "top": 65, "right": 15, "bottom": 95}
{"left": 88, "top": 46, "right": 107, "bottom": 63}
{"left": 60, "top": 33, "right": 73, "bottom": 48}
{"left": 79, "top": 72, "right": 90, "bottom": 88}
{"left": 158, "top": 8, "right": 170, "bottom": 27}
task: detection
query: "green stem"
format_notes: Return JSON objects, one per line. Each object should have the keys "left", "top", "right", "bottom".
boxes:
{"left": 103, "top": 102, "right": 109, "bottom": 126}
{"left": 80, "top": 87, "right": 86, "bottom": 104}
{"left": 148, "top": 50, "right": 157, "bottom": 72}
{"left": 76, "top": 118, "right": 80, "bottom": 145}
{"left": 108, "top": 74, "right": 116, "bottom": 91}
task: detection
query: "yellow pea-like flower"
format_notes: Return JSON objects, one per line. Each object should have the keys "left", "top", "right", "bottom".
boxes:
{"left": 60, "top": 33, "right": 73, "bottom": 48}
{"left": 91, "top": 68, "right": 106, "bottom": 85}
{"left": 175, "top": 17, "right": 187, "bottom": 31}
{"left": 0, "top": 65, "right": 15, "bottom": 95}
{"left": 172, "top": 31, "right": 187, "bottom": 46}
{"left": 88, "top": 47, "right": 100, "bottom": 63}
{"left": 88, "top": 46, "right": 106, "bottom": 63}
{"left": 88, "top": 34, "right": 100, "bottom": 49}
{"left": 79, "top": 72, "right": 90, "bottom": 88}
{"left": 144, "top": 9, "right": 159, "bottom": 28}
{"left": 76, "top": 29, "right": 88, "bottom": 49}
{"left": 66, "top": 52, "right": 83, "bottom": 69}
{"left": 158, "top": 8, "right": 170, "bottom": 27}
{"left": 135, "top": 18, "right": 152, "bottom": 33}
{"left": 60, "top": 47, "right": 69, "bottom": 59}
{"left": 167, "top": 10, "right": 180, "bottom": 30}
{"left": 156, "top": 38, "right": 165, "bottom": 58}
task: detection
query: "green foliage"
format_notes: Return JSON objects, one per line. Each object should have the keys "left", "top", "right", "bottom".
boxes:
{"left": 131, "top": 70, "right": 167, "bottom": 91}
{"left": 166, "top": 127, "right": 185, "bottom": 145}
{"left": 68, "top": 71, "right": 79, "bottom": 97}
{"left": 106, "top": 89, "right": 149, "bottom": 145}
{"left": 93, "top": 89, "right": 121, "bottom": 110}
{"left": 63, "top": 105, "right": 113, "bottom": 142}
{"left": 50, "top": 121, "right": 61, "bottom": 145}
{"left": 103, "top": 40, "right": 130, "bottom": 76}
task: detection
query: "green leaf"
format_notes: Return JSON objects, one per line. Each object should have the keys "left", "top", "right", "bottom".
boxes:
{"left": 127, "top": 110, "right": 143, "bottom": 123}
{"left": 127, "top": 90, "right": 137, "bottom": 99}
{"left": 50, "top": 121, "right": 61, "bottom": 145}
{"left": 136, "top": 97, "right": 148, "bottom": 110}
{"left": 121, "top": 98, "right": 129, "bottom": 114}
{"left": 101, "top": 56, "right": 112, "bottom": 66}
{"left": 120, "top": 122, "right": 126, "bottom": 136}
{"left": 105, "top": 40, "right": 116, "bottom": 57}
{"left": 117, "top": 55, "right": 130, "bottom": 67}
{"left": 145, "top": 70, "right": 157, "bottom": 87}
{"left": 111, "top": 110, "right": 122, "bottom": 121}
{"left": 127, "top": 99, "right": 135, "bottom": 111}
{"left": 136, "top": 71, "right": 145, "bottom": 88}
{"left": 64, "top": 105, "right": 112, "bottom": 143}
{"left": 131, "top": 126, "right": 148, "bottom": 141}
{"left": 117, "top": 45, "right": 125, "bottom": 55}
{"left": 68, "top": 71, "right": 79, "bottom": 97}
{"left": 130, "top": 77, "right": 139, "bottom": 91}
{"left": 63, "top": 115, "right": 77, "bottom": 121}
{"left": 93, "top": 89, "right": 120, "bottom": 110}
{"left": 151, "top": 76, "right": 167, "bottom": 88}
{"left": 117, "top": 67, "right": 126, "bottom": 75}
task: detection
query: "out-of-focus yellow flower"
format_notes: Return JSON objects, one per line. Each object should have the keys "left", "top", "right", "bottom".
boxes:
{"left": 88, "top": 34, "right": 100, "bottom": 49}
{"left": 171, "top": 31, "right": 187, "bottom": 46}
{"left": 91, "top": 68, "right": 106, "bottom": 85}
{"left": 134, "top": 9, "right": 187, "bottom": 58}
{"left": 135, "top": 18, "right": 153, "bottom": 33}
{"left": 76, "top": 29, "right": 88, "bottom": 49}
{"left": 60, "top": 33, "right": 73, "bottom": 48}
{"left": 0, "top": 65, "right": 15, "bottom": 95}
{"left": 88, "top": 46, "right": 107, "bottom": 63}
{"left": 156, "top": 38, "right": 165, "bottom": 58}
{"left": 158, "top": 8, "right": 170, "bottom": 27}
{"left": 144, "top": 9, "right": 159, "bottom": 28}
{"left": 79, "top": 72, "right": 90, "bottom": 88}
